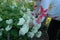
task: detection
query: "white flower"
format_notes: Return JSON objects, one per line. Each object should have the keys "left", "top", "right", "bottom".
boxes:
{"left": 33, "top": 20, "right": 42, "bottom": 29}
{"left": 26, "top": 11, "right": 32, "bottom": 19}
{"left": 36, "top": 31, "right": 42, "bottom": 38}
{"left": 0, "top": 31, "right": 2, "bottom": 36}
{"left": 26, "top": 17, "right": 31, "bottom": 24}
{"left": 31, "top": 28, "right": 38, "bottom": 33}
{"left": 0, "top": 17, "right": 3, "bottom": 21}
{"left": 19, "top": 24, "right": 29, "bottom": 35}
{"left": 31, "top": 26, "right": 38, "bottom": 33}
{"left": 27, "top": 32, "right": 35, "bottom": 38}
{"left": 6, "top": 19, "right": 13, "bottom": 24}
{"left": 31, "top": 23, "right": 41, "bottom": 33}
{"left": 23, "top": 13, "right": 31, "bottom": 21}
{"left": 23, "top": 14, "right": 27, "bottom": 20}
{"left": 23, "top": 14, "right": 32, "bottom": 25}
{"left": 32, "top": 23, "right": 41, "bottom": 29}
{"left": 17, "top": 18, "right": 25, "bottom": 25}
{"left": 26, "top": 8, "right": 31, "bottom": 15}
{"left": 35, "top": 23, "right": 41, "bottom": 30}
{"left": 5, "top": 25, "right": 12, "bottom": 31}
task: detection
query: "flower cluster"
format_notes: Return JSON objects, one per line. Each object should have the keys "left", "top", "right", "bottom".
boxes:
{"left": 18, "top": 8, "right": 42, "bottom": 38}
{"left": 0, "top": 0, "right": 42, "bottom": 40}
{"left": 0, "top": 8, "right": 42, "bottom": 38}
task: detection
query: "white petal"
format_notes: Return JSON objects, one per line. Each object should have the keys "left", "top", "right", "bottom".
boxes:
{"left": 35, "top": 23, "right": 41, "bottom": 29}
{"left": 6, "top": 19, "right": 13, "bottom": 24}
{"left": 17, "top": 18, "right": 25, "bottom": 25}
{"left": 32, "top": 23, "right": 41, "bottom": 31}
{"left": 23, "top": 14, "right": 27, "bottom": 20}
{"left": 31, "top": 27, "right": 38, "bottom": 33}
{"left": 5, "top": 25, "right": 12, "bottom": 31}
{"left": 27, "top": 32, "right": 35, "bottom": 38}
{"left": 19, "top": 24, "right": 29, "bottom": 35}
{"left": 36, "top": 31, "right": 42, "bottom": 38}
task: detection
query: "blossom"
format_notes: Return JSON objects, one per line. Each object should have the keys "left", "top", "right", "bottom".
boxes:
{"left": 32, "top": 23, "right": 41, "bottom": 30}
{"left": 6, "top": 19, "right": 13, "bottom": 24}
{"left": 5, "top": 25, "right": 12, "bottom": 31}
{"left": 36, "top": 31, "right": 42, "bottom": 38}
{"left": 33, "top": 19, "right": 42, "bottom": 29}
{"left": 26, "top": 8, "right": 32, "bottom": 16}
{"left": 31, "top": 23, "right": 41, "bottom": 33}
{"left": 31, "top": 28, "right": 38, "bottom": 33}
{"left": 23, "top": 13, "right": 31, "bottom": 23}
{"left": 23, "top": 14, "right": 27, "bottom": 20}
{"left": 27, "top": 32, "right": 35, "bottom": 38}
{"left": 23, "top": 10, "right": 32, "bottom": 20}
{"left": 19, "top": 24, "right": 29, "bottom": 35}
{"left": 0, "top": 17, "right": 3, "bottom": 21}
{"left": 34, "top": 23, "right": 41, "bottom": 30}
{"left": 31, "top": 26, "right": 38, "bottom": 33}
{"left": 17, "top": 18, "right": 25, "bottom": 25}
